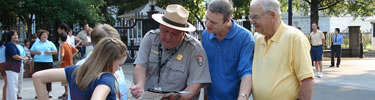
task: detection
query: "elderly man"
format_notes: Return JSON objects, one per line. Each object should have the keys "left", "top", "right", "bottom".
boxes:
{"left": 250, "top": 0, "right": 315, "bottom": 100}
{"left": 202, "top": 0, "right": 254, "bottom": 100}
{"left": 130, "top": 4, "right": 211, "bottom": 100}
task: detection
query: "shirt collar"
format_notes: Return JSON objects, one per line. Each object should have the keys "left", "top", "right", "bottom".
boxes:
{"left": 269, "top": 22, "right": 286, "bottom": 43}
{"left": 209, "top": 19, "right": 238, "bottom": 40}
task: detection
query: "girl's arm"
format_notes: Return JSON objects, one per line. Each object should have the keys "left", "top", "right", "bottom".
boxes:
{"left": 32, "top": 68, "right": 67, "bottom": 100}
{"left": 91, "top": 85, "right": 111, "bottom": 100}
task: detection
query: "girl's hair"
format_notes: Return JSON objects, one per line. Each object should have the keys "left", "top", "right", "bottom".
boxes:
{"left": 87, "top": 28, "right": 93, "bottom": 35}
{"left": 73, "top": 37, "right": 128, "bottom": 90}
{"left": 37, "top": 30, "right": 49, "bottom": 39}
{"left": 91, "top": 24, "right": 121, "bottom": 46}
{"left": 6, "top": 30, "right": 17, "bottom": 43}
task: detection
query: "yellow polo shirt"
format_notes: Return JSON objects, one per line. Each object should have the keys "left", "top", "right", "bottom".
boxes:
{"left": 252, "top": 22, "right": 314, "bottom": 100}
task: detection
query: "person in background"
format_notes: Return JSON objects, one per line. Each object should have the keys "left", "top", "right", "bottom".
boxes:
{"left": 30, "top": 30, "right": 57, "bottom": 98}
{"left": 66, "top": 28, "right": 82, "bottom": 48}
{"left": 29, "top": 33, "right": 38, "bottom": 76}
{"left": 0, "top": 32, "right": 8, "bottom": 100}
{"left": 30, "top": 33, "right": 38, "bottom": 48}
{"left": 32, "top": 37, "right": 128, "bottom": 100}
{"left": 84, "top": 28, "right": 94, "bottom": 57}
{"left": 23, "top": 39, "right": 32, "bottom": 77}
{"left": 310, "top": 23, "right": 325, "bottom": 78}
{"left": 76, "top": 23, "right": 89, "bottom": 58}
{"left": 16, "top": 39, "right": 27, "bottom": 99}
{"left": 75, "top": 24, "right": 129, "bottom": 100}
{"left": 5, "top": 30, "right": 28, "bottom": 100}
{"left": 202, "top": 0, "right": 254, "bottom": 99}
{"left": 58, "top": 32, "right": 78, "bottom": 100}
{"left": 330, "top": 28, "right": 344, "bottom": 68}
{"left": 250, "top": 0, "right": 315, "bottom": 99}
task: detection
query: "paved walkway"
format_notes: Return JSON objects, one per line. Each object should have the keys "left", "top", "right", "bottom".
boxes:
{"left": 0, "top": 57, "right": 374, "bottom": 100}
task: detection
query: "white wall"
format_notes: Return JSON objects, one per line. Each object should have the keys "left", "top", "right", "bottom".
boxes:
{"left": 281, "top": 15, "right": 330, "bottom": 34}
{"left": 330, "top": 16, "right": 372, "bottom": 33}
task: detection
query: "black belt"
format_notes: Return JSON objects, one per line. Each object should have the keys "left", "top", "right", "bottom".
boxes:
{"left": 312, "top": 45, "right": 322, "bottom": 47}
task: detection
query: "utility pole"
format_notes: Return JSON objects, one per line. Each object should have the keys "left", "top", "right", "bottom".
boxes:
{"left": 288, "top": 0, "right": 293, "bottom": 25}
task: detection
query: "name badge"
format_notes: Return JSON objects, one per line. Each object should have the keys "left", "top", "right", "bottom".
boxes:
{"left": 176, "top": 54, "right": 183, "bottom": 61}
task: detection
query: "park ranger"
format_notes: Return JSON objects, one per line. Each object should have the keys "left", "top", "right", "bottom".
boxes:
{"left": 130, "top": 4, "right": 211, "bottom": 100}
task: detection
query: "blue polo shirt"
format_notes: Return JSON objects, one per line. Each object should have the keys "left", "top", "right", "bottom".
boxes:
{"left": 202, "top": 20, "right": 255, "bottom": 100}
{"left": 30, "top": 40, "right": 57, "bottom": 62}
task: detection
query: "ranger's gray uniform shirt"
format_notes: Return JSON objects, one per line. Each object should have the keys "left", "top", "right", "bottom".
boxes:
{"left": 134, "top": 29, "right": 211, "bottom": 92}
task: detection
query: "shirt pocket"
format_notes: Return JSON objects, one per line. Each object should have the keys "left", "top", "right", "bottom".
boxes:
{"left": 165, "top": 62, "right": 187, "bottom": 85}
{"left": 147, "top": 53, "right": 159, "bottom": 75}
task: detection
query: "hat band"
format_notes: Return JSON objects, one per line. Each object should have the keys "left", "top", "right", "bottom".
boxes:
{"left": 162, "top": 16, "right": 188, "bottom": 28}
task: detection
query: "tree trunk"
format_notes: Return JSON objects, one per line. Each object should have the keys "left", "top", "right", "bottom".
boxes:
{"left": 310, "top": 0, "right": 319, "bottom": 32}
{"left": 101, "top": 6, "right": 111, "bottom": 24}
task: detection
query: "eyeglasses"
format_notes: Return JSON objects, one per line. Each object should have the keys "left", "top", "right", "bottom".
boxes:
{"left": 248, "top": 12, "right": 269, "bottom": 22}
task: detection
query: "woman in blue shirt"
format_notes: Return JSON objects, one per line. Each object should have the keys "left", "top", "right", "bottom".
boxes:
{"left": 4, "top": 30, "right": 28, "bottom": 100}
{"left": 32, "top": 38, "right": 128, "bottom": 100}
{"left": 30, "top": 30, "right": 57, "bottom": 98}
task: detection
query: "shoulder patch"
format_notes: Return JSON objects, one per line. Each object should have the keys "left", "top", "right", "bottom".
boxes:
{"left": 195, "top": 55, "right": 203, "bottom": 67}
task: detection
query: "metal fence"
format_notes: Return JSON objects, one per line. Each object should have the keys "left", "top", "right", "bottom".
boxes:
{"left": 325, "top": 32, "right": 372, "bottom": 50}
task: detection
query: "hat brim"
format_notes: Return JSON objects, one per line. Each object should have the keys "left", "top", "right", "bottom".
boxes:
{"left": 152, "top": 14, "right": 196, "bottom": 32}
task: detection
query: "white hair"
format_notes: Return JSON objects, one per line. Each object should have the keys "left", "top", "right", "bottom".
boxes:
{"left": 250, "top": 0, "right": 281, "bottom": 14}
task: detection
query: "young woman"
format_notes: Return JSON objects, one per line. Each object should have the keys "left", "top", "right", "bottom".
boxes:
{"left": 75, "top": 24, "right": 129, "bottom": 100}
{"left": 84, "top": 28, "right": 94, "bottom": 57}
{"left": 32, "top": 37, "right": 128, "bottom": 100}
{"left": 66, "top": 28, "right": 82, "bottom": 48}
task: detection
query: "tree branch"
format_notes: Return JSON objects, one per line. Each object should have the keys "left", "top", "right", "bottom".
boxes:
{"left": 304, "top": 0, "right": 311, "bottom": 4}
{"left": 319, "top": 0, "right": 340, "bottom": 10}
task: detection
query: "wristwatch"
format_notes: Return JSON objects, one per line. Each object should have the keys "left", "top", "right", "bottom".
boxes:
{"left": 239, "top": 93, "right": 249, "bottom": 99}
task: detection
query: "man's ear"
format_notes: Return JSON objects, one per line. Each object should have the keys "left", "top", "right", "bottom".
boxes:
{"left": 224, "top": 18, "right": 231, "bottom": 24}
{"left": 269, "top": 11, "right": 277, "bottom": 22}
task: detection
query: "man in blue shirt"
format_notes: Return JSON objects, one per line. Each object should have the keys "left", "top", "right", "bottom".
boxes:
{"left": 202, "top": 0, "right": 254, "bottom": 100}
{"left": 330, "top": 28, "right": 344, "bottom": 68}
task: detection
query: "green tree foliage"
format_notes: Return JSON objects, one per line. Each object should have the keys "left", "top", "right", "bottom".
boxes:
{"left": 0, "top": 0, "right": 104, "bottom": 34}
{"left": 118, "top": 0, "right": 206, "bottom": 29}
{"left": 156, "top": 0, "right": 206, "bottom": 26}
{"left": 118, "top": 0, "right": 149, "bottom": 16}
{"left": 232, "top": 0, "right": 251, "bottom": 19}
{"left": 296, "top": 0, "right": 375, "bottom": 30}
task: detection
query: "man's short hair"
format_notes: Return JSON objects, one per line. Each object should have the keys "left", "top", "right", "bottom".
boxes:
{"left": 335, "top": 28, "right": 340, "bottom": 33}
{"left": 208, "top": 0, "right": 233, "bottom": 23}
{"left": 58, "top": 23, "right": 70, "bottom": 32}
{"left": 59, "top": 32, "right": 68, "bottom": 42}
